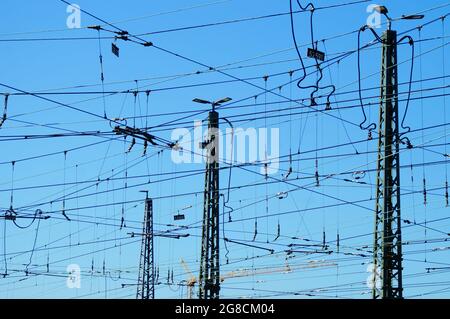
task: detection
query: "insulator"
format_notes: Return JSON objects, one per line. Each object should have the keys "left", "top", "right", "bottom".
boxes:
{"left": 337, "top": 233, "right": 340, "bottom": 253}
{"left": 423, "top": 178, "right": 427, "bottom": 206}
{"left": 446, "top": 181, "right": 449, "bottom": 207}
{"left": 127, "top": 137, "right": 136, "bottom": 153}
{"left": 252, "top": 219, "right": 258, "bottom": 241}
{"left": 0, "top": 94, "right": 9, "bottom": 127}
{"left": 284, "top": 154, "right": 293, "bottom": 180}
{"left": 315, "top": 169, "right": 319, "bottom": 187}
{"left": 322, "top": 230, "right": 326, "bottom": 249}
{"left": 142, "top": 139, "right": 148, "bottom": 157}
{"left": 120, "top": 216, "right": 124, "bottom": 230}
{"left": 274, "top": 221, "right": 280, "bottom": 242}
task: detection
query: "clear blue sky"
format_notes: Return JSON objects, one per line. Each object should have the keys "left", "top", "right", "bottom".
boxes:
{"left": 0, "top": 0, "right": 449, "bottom": 299}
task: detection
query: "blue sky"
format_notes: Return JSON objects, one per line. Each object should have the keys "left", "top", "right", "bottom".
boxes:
{"left": 0, "top": 0, "right": 449, "bottom": 298}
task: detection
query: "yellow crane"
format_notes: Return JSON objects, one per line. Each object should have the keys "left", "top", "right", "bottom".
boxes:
{"left": 180, "top": 258, "right": 197, "bottom": 299}
{"left": 179, "top": 257, "right": 335, "bottom": 298}
{"left": 221, "top": 259, "right": 335, "bottom": 282}
{"left": 221, "top": 263, "right": 291, "bottom": 282}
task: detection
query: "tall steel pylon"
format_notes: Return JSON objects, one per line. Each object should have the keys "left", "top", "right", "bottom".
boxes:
{"left": 373, "top": 29, "right": 403, "bottom": 299}
{"left": 198, "top": 108, "right": 220, "bottom": 299}
{"left": 137, "top": 195, "right": 155, "bottom": 299}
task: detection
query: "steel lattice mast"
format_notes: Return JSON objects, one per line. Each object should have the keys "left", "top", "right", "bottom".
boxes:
{"left": 198, "top": 108, "right": 220, "bottom": 299}
{"left": 137, "top": 196, "right": 155, "bottom": 299}
{"left": 373, "top": 29, "right": 403, "bottom": 299}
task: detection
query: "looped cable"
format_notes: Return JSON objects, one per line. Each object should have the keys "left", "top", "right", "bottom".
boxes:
{"left": 11, "top": 208, "right": 39, "bottom": 229}
{"left": 357, "top": 25, "right": 382, "bottom": 134}
{"left": 290, "top": 0, "right": 311, "bottom": 89}
{"left": 221, "top": 196, "right": 231, "bottom": 264}
{"left": 290, "top": 1, "right": 335, "bottom": 107}
{"left": 0, "top": 94, "right": 9, "bottom": 128}
{"left": 296, "top": 0, "right": 314, "bottom": 11}
{"left": 397, "top": 35, "right": 415, "bottom": 148}
{"left": 109, "top": 117, "right": 127, "bottom": 129}
{"left": 221, "top": 117, "right": 234, "bottom": 264}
